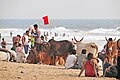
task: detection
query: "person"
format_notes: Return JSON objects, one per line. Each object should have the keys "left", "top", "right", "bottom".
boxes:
{"left": 116, "top": 51, "right": 120, "bottom": 79}
{"left": 34, "top": 24, "right": 41, "bottom": 53}
{"left": 22, "top": 30, "right": 30, "bottom": 54}
{"left": 103, "top": 56, "right": 117, "bottom": 78}
{"left": 56, "top": 56, "right": 65, "bottom": 66}
{"left": 10, "top": 31, "right": 12, "bottom": 37}
{"left": 11, "top": 42, "right": 18, "bottom": 51}
{"left": 78, "top": 53, "right": 98, "bottom": 77}
{"left": 0, "top": 33, "right": 1, "bottom": 41}
{"left": 34, "top": 24, "right": 41, "bottom": 46}
{"left": 65, "top": 49, "right": 78, "bottom": 69}
{"left": 1, "top": 38, "right": 7, "bottom": 48}
{"left": 78, "top": 49, "right": 87, "bottom": 69}
{"left": 12, "top": 34, "right": 21, "bottom": 46}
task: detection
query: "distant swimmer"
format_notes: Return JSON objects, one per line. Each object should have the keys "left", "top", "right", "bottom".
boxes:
{"left": 10, "top": 31, "right": 12, "bottom": 37}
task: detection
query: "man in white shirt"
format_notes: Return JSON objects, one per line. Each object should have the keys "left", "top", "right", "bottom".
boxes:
{"left": 65, "top": 49, "right": 78, "bottom": 69}
{"left": 22, "top": 30, "right": 30, "bottom": 54}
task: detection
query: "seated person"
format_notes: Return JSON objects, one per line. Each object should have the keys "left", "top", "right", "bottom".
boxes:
{"left": 103, "top": 56, "right": 117, "bottom": 78}
{"left": 65, "top": 49, "right": 78, "bottom": 69}
{"left": 78, "top": 53, "right": 99, "bottom": 77}
{"left": 56, "top": 56, "right": 65, "bottom": 66}
{"left": 78, "top": 49, "right": 87, "bottom": 69}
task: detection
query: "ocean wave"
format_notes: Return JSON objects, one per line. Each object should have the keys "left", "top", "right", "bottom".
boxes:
{"left": 88, "top": 28, "right": 115, "bottom": 34}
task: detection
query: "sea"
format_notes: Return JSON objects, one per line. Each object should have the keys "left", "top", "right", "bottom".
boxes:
{"left": 0, "top": 19, "right": 120, "bottom": 51}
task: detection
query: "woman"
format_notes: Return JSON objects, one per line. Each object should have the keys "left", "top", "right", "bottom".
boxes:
{"left": 78, "top": 53, "right": 98, "bottom": 77}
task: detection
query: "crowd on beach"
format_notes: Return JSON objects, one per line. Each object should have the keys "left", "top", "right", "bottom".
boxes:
{"left": 0, "top": 24, "right": 120, "bottom": 79}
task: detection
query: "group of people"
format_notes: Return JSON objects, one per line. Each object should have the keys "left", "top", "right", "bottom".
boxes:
{"left": 0, "top": 24, "right": 120, "bottom": 79}
{"left": 64, "top": 47, "right": 119, "bottom": 79}
{"left": 10, "top": 24, "right": 47, "bottom": 58}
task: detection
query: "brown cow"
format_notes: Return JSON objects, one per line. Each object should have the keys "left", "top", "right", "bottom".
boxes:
{"left": 42, "top": 39, "right": 74, "bottom": 65}
{"left": 105, "top": 37, "right": 118, "bottom": 65}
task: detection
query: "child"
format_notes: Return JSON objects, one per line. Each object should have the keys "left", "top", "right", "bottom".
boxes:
{"left": 78, "top": 53, "right": 98, "bottom": 77}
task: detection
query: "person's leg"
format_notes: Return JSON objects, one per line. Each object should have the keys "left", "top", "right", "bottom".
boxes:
{"left": 24, "top": 45, "right": 29, "bottom": 54}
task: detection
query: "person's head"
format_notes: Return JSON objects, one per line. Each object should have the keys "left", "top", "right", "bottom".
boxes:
{"left": 108, "top": 38, "right": 113, "bottom": 41}
{"left": 33, "top": 24, "right": 38, "bottom": 30}
{"left": 70, "top": 49, "right": 76, "bottom": 55}
{"left": 87, "top": 53, "right": 93, "bottom": 60}
{"left": 17, "top": 34, "right": 21, "bottom": 39}
{"left": 2, "top": 38, "right": 4, "bottom": 41}
{"left": 81, "top": 49, "right": 86, "bottom": 54}
{"left": 26, "top": 30, "right": 29, "bottom": 35}
{"left": 41, "top": 36, "right": 44, "bottom": 40}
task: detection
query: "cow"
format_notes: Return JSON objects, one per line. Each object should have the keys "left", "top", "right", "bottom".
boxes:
{"left": 42, "top": 39, "right": 74, "bottom": 65}
{"left": 74, "top": 37, "right": 98, "bottom": 57}
{"left": 26, "top": 47, "right": 39, "bottom": 64}
{"left": 104, "top": 37, "right": 118, "bottom": 65}
{"left": 74, "top": 37, "right": 99, "bottom": 69}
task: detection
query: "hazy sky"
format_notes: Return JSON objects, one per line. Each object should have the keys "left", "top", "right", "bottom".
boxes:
{"left": 0, "top": 0, "right": 120, "bottom": 19}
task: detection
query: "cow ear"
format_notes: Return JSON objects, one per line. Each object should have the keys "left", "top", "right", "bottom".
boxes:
{"left": 105, "top": 36, "right": 108, "bottom": 41}
{"left": 74, "top": 36, "right": 78, "bottom": 42}
{"left": 80, "top": 37, "right": 84, "bottom": 42}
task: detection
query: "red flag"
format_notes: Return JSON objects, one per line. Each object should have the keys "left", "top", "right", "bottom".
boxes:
{"left": 42, "top": 16, "right": 49, "bottom": 25}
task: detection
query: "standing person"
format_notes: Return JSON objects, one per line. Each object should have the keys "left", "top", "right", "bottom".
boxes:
{"left": 22, "top": 30, "right": 30, "bottom": 54}
{"left": 78, "top": 53, "right": 99, "bottom": 77}
{"left": 34, "top": 24, "right": 41, "bottom": 53}
{"left": 65, "top": 49, "right": 78, "bottom": 69}
{"left": 1, "top": 38, "right": 7, "bottom": 48}
{"left": 10, "top": 31, "right": 12, "bottom": 37}
{"left": 78, "top": 49, "right": 87, "bottom": 69}
{"left": 12, "top": 34, "right": 21, "bottom": 46}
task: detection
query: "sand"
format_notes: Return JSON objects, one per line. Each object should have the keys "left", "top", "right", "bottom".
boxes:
{"left": 0, "top": 61, "right": 117, "bottom": 80}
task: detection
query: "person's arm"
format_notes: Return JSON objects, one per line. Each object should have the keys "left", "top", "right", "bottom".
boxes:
{"left": 78, "top": 68, "right": 84, "bottom": 77}
{"left": 93, "top": 60, "right": 98, "bottom": 77}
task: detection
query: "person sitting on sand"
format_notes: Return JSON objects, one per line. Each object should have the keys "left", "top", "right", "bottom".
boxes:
{"left": 65, "top": 49, "right": 78, "bottom": 69}
{"left": 103, "top": 56, "right": 117, "bottom": 78}
{"left": 78, "top": 53, "right": 99, "bottom": 77}
{"left": 1, "top": 38, "right": 7, "bottom": 48}
{"left": 56, "top": 56, "right": 65, "bottom": 66}
{"left": 78, "top": 49, "right": 87, "bottom": 69}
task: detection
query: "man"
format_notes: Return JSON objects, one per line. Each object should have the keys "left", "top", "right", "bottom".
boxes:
{"left": 22, "top": 30, "right": 30, "bottom": 54}
{"left": 33, "top": 24, "right": 41, "bottom": 53}
{"left": 1, "top": 38, "right": 6, "bottom": 48}
{"left": 65, "top": 49, "right": 78, "bottom": 69}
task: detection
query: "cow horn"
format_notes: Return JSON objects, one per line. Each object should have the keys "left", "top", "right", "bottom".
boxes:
{"left": 105, "top": 36, "right": 108, "bottom": 41}
{"left": 80, "top": 37, "right": 84, "bottom": 42}
{"left": 114, "top": 37, "right": 116, "bottom": 41}
{"left": 74, "top": 36, "right": 78, "bottom": 42}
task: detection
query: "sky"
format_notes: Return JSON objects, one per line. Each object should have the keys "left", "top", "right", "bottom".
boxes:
{"left": 0, "top": 0, "right": 120, "bottom": 19}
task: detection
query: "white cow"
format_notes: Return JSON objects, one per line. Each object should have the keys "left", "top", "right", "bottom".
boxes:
{"left": 74, "top": 37, "right": 98, "bottom": 57}
{"left": 74, "top": 37, "right": 99, "bottom": 69}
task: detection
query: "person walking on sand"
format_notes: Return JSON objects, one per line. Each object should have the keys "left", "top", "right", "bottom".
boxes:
{"left": 1, "top": 38, "right": 7, "bottom": 48}
{"left": 78, "top": 53, "right": 99, "bottom": 77}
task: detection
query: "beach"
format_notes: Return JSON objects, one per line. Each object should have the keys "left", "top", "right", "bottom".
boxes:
{"left": 0, "top": 61, "right": 116, "bottom": 80}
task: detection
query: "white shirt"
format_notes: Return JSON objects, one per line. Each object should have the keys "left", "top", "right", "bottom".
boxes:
{"left": 65, "top": 54, "right": 77, "bottom": 68}
{"left": 24, "top": 35, "right": 29, "bottom": 45}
